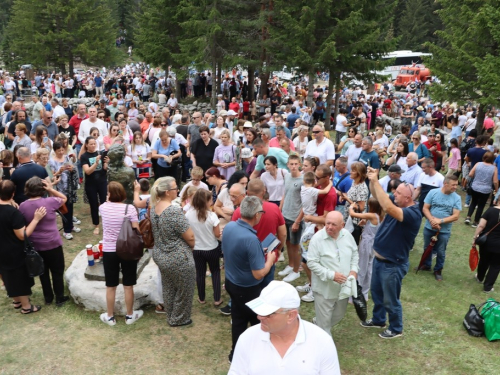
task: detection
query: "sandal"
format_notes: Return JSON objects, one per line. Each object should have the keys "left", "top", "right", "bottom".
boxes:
{"left": 214, "top": 300, "right": 223, "bottom": 307}
{"left": 198, "top": 299, "right": 206, "bottom": 304}
{"left": 21, "top": 304, "right": 42, "bottom": 315}
{"left": 155, "top": 304, "right": 166, "bottom": 314}
{"left": 13, "top": 301, "right": 22, "bottom": 309}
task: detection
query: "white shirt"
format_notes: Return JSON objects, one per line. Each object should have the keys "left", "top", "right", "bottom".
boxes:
{"left": 179, "top": 181, "right": 209, "bottom": 200}
{"left": 78, "top": 118, "right": 109, "bottom": 145}
{"left": 52, "top": 105, "right": 66, "bottom": 119}
{"left": 229, "top": 316, "right": 340, "bottom": 375}
{"left": 185, "top": 210, "right": 220, "bottom": 250}
{"left": 293, "top": 137, "right": 309, "bottom": 158}
{"left": 458, "top": 115, "right": 467, "bottom": 128}
{"left": 379, "top": 175, "right": 391, "bottom": 192}
{"left": 335, "top": 114, "right": 348, "bottom": 133}
{"left": 303, "top": 138, "right": 336, "bottom": 165}
{"left": 261, "top": 169, "right": 289, "bottom": 201}
{"left": 344, "top": 144, "right": 362, "bottom": 171}
{"left": 415, "top": 171, "right": 444, "bottom": 189}
{"left": 301, "top": 186, "right": 319, "bottom": 216}
{"left": 167, "top": 97, "right": 178, "bottom": 107}
{"left": 127, "top": 144, "right": 151, "bottom": 167}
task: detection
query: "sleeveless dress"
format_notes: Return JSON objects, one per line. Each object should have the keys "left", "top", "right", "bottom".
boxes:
{"left": 151, "top": 205, "right": 195, "bottom": 326}
{"left": 358, "top": 215, "right": 380, "bottom": 300}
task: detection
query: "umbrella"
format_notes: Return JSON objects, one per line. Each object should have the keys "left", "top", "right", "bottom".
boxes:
{"left": 416, "top": 231, "right": 439, "bottom": 273}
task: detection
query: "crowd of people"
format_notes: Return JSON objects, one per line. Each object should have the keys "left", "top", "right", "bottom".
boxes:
{"left": 1, "top": 67, "right": 500, "bottom": 373}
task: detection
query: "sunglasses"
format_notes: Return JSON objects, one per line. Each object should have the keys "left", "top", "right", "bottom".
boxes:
{"left": 312, "top": 130, "right": 321, "bottom": 134}
{"left": 402, "top": 182, "right": 413, "bottom": 196}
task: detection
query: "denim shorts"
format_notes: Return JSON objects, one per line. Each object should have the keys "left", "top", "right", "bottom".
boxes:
{"left": 285, "top": 218, "right": 304, "bottom": 245}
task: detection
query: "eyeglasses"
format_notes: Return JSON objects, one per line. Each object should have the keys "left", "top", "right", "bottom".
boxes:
{"left": 428, "top": 135, "right": 435, "bottom": 137}
{"left": 193, "top": 116, "right": 201, "bottom": 119}
{"left": 412, "top": 137, "right": 419, "bottom": 140}
{"left": 46, "top": 116, "right": 53, "bottom": 119}
{"left": 312, "top": 130, "right": 321, "bottom": 134}
{"left": 315, "top": 174, "right": 325, "bottom": 180}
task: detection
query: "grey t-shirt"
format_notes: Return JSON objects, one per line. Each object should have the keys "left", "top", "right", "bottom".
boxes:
{"left": 188, "top": 124, "right": 201, "bottom": 145}
{"left": 282, "top": 174, "right": 303, "bottom": 221}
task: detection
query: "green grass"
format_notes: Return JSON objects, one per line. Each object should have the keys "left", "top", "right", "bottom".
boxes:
{"left": 1, "top": 187, "right": 499, "bottom": 374}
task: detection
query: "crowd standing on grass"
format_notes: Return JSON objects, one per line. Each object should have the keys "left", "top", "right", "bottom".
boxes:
{"left": 2, "top": 66, "right": 500, "bottom": 372}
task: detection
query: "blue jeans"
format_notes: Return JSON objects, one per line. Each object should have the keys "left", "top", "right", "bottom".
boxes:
{"left": 261, "top": 264, "right": 275, "bottom": 288}
{"left": 75, "top": 143, "right": 82, "bottom": 178}
{"left": 423, "top": 228, "right": 451, "bottom": 271}
{"left": 371, "top": 258, "right": 409, "bottom": 334}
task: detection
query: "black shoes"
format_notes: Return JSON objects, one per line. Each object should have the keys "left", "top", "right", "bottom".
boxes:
{"left": 219, "top": 304, "right": 231, "bottom": 316}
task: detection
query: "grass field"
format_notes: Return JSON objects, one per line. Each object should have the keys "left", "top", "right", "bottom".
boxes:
{"left": 1, "top": 186, "right": 499, "bottom": 375}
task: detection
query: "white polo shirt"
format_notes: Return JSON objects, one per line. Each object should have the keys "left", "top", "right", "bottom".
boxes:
{"left": 229, "top": 316, "right": 340, "bottom": 375}
{"left": 303, "top": 137, "right": 336, "bottom": 165}
{"left": 344, "top": 144, "right": 362, "bottom": 171}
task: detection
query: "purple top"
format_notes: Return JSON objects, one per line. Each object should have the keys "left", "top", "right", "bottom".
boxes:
{"left": 213, "top": 144, "right": 236, "bottom": 180}
{"left": 19, "top": 197, "right": 64, "bottom": 251}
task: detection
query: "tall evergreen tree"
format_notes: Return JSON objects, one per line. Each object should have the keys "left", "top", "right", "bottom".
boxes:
{"left": 426, "top": 0, "right": 500, "bottom": 129}
{"left": 398, "top": 0, "right": 442, "bottom": 51}
{"left": 4, "top": 0, "right": 118, "bottom": 73}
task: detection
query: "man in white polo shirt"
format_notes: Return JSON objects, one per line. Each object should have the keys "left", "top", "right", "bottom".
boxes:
{"left": 303, "top": 123, "right": 336, "bottom": 167}
{"left": 229, "top": 281, "right": 340, "bottom": 374}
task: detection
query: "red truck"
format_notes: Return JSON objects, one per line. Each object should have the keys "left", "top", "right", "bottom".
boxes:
{"left": 394, "top": 64, "right": 431, "bottom": 90}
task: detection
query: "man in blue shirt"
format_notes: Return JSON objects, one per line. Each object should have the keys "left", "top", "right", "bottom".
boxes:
{"left": 94, "top": 72, "right": 103, "bottom": 97}
{"left": 222, "top": 196, "right": 276, "bottom": 363}
{"left": 286, "top": 106, "right": 300, "bottom": 130}
{"left": 418, "top": 175, "right": 461, "bottom": 279}
{"left": 333, "top": 157, "right": 353, "bottom": 215}
{"left": 358, "top": 136, "right": 380, "bottom": 169}
{"left": 360, "top": 167, "right": 422, "bottom": 339}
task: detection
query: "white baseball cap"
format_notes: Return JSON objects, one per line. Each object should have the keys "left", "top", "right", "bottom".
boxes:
{"left": 243, "top": 121, "right": 253, "bottom": 128}
{"left": 227, "top": 109, "right": 237, "bottom": 116}
{"left": 246, "top": 281, "right": 300, "bottom": 316}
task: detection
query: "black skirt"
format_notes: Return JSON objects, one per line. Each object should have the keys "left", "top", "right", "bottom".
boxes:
{"left": 2, "top": 264, "right": 35, "bottom": 297}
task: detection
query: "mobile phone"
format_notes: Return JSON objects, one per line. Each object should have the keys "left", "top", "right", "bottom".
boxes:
{"left": 118, "top": 130, "right": 123, "bottom": 135}
{"left": 43, "top": 136, "right": 48, "bottom": 142}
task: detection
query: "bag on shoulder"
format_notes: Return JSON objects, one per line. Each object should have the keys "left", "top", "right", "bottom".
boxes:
{"left": 24, "top": 230, "right": 44, "bottom": 277}
{"left": 139, "top": 202, "right": 154, "bottom": 249}
{"left": 116, "top": 204, "right": 144, "bottom": 261}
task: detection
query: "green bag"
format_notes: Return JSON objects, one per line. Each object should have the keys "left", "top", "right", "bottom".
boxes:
{"left": 481, "top": 298, "right": 500, "bottom": 342}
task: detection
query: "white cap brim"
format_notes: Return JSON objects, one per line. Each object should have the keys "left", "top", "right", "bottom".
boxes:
{"left": 246, "top": 297, "right": 280, "bottom": 316}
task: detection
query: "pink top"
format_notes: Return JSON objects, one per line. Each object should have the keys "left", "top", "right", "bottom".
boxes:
{"left": 99, "top": 202, "right": 138, "bottom": 252}
{"left": 483, "top": 118, "right": 494, "bottom": 130}
{"left": 448, "top": 147, "right": 461, "bottom": 169}
{"left": 268, "top": 137, "right": 296, "bottom": 150}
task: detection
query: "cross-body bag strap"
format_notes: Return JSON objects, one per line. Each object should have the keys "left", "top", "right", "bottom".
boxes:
{"left": 335, "top": 173, "right": 349, "bottom": 189}
{"left": 484, "top": 212, "right": 500, "bottom": 236}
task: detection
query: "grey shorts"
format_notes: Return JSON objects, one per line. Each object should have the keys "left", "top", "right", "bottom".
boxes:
{"left": 285, "top": 218, "right": 304, "bottom": 245}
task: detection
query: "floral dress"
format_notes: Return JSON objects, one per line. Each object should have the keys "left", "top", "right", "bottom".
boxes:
{"left": 151, "top": 205, "right": 195, "bottom": 326}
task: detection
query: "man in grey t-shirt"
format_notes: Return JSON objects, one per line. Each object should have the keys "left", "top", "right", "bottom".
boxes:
{"left": 278, "top": 154, "right": 304, "bottom": 284}
{"left": 187, "top": 111, "right": 203, "bottom": 149}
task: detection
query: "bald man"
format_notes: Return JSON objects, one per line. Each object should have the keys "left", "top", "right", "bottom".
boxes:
{"left": 307, "top": 211, "right": 359, "bottom": 336}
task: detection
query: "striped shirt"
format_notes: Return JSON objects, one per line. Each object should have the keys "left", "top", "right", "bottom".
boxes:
{"left": 99, "top": 202, "right": 138, "bottom": 252}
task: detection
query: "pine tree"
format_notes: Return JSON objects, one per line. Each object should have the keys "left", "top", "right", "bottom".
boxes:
{"left": 4, "top": 0, "right": 118, "bottom": 73}
{"left": 426, "top": 0, "right": 500, "bottom": 129}
{"left": 398, "top": 0, "right": 442, "bottom": 51}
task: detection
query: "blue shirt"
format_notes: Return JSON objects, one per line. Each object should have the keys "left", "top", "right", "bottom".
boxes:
{"left": 286, "top": 114, "right": 300, "bottom": 130}
{"left": 333, "top": 171, "right": 353, "bottom": 206}
{"left": 153, "top": 138, "right": 179, "bottom": 168}
{"left": 222, "top": 219, "right": 265, "bottom": 287}
{"left": 495, "top": 154, "right": 500, "bottom": 177}
{"left": 269, "top": 125, "right": 291, "bottom": 139}
{"left": 358, "top": 150, "right": 380, "bottom": 169}
{"left": 467, "top": 147, "right": 486, "bottom": 169}
{"left": 450, "top": 125, "right": 462, "bottom": 143}
{"left": 94, "top": 76, "right": 103, "bottom": 87}
{"left": 373, "top": 201, "right": 422, "bottom": 264}
{"left": 424, "top": 189, "right": 461, "bottom": 234}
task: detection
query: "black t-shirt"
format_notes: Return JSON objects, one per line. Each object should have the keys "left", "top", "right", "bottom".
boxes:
{"left": 176, "top": 124, "right": 189, "bottom": 139}
{"left": 11, "top": 162, "right": 49, "bottom": 204}
{"left": 8, "top": 120, "right": 32, "bottom": 136}
{"left": 191, "top": 138, "right": 218, "bottom": 172}
{"left": 58, "top": 125, "right": 76, "bottom": 142}
{"left": 0, "top": 205, "right": 26, "bottom": 272}
{"left": 481, "top": 207, "right": 500, "bottom": 252}
{"left": 80, "top": 152, "right": 107, "bottom": 183}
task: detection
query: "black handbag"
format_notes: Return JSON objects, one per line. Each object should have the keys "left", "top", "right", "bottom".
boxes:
{"left": 475, "top": 212, "right": 500, "bottom": 247}
{"left": 352, "top": 281, "right": 368, "bottom": 321}
{"left": 24, "top": 230, "right": 45, "bottom": 277}
{"left": 463, "top": 302, "right": 486, "bottom": 337}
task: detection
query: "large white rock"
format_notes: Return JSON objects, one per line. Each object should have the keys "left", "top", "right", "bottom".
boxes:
{"left": 65, "top": 250, "right": 161, "bottom": 315}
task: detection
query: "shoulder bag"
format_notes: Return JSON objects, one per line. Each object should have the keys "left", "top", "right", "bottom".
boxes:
{"left": 24, "top": 230, "right": 45, "bottom": 277}
{"left": 116, "top": 204, "right": 144, "bottom": 261}
{"left": 139, "top": 202, "right": 154, "bottom": 249}
{"left": 475, "top": 211, "right": 500, "bottom": 246}
{"left": 463, "top": 301, "right": 486, "bottom": 337}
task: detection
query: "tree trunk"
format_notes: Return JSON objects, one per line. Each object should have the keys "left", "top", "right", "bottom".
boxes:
{"left": 68, "top": 52, "right": 74, "bottom": 79}
{"left": 248, "top": 64, "right": 255, "bottom": 102}
{"left": 324, "top": 71, "right": 335, "bottom": 131}
{"left": 334, "top": 72, "right": 341, "bottom": 127}
{"left": 307, "top": 69, "right": 314, "bottom": 108}
{"left": 476, "top": 104, "right": 486, "bottom": 134}
{"left": 260, "top": 70, "right": 270, "bottom": 100}
{"left": 217, "top": 61, "right": 222, "bottom": 95}
{"left": 175, "top": 69, "right": 182, "bottom": 102}
{"left": 211, "top": 59, "right": 217, "bottom": 109}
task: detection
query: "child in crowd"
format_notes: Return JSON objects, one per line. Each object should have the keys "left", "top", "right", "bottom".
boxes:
{"left": 348, "top": 197, "right": 384, "bottom": 301}
{"left": 137, "top": 178, "right": 151, "bottom": 221}
{"left": 300, "top": 171, "right": 332, "bottom": 229}
{"left": 181, "top": 185, "right": 198, "bottom": 213}
{"left": 445, "top": 138, "right": 461, "bottom": 177}
{"left": 179, "top": 166, "right": 209, "bottom": 199}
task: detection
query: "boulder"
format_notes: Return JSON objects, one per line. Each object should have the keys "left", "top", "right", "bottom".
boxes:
{"left": 65, "top": 249, "right": 161, "bottom": 315}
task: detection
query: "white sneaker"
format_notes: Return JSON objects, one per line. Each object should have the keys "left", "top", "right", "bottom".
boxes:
{"left": 283, "top": 271, "right": 300, "bottom": 283}
{"left": 278, "top": 265, "right": 293, "bottom": 277}
{"left": 63, "top": 233, "right": 73, "bottom": 240}
{"left": 100, "top": 313, "right": 116, "bottom": 326}
{"left": 296, "top": 283, "right": 311, "bottom": 293}
{"left": 125, "top": 310, "right": 144, "bottom": 325}
{"left": 312, "top": 317, "right": 317, "bottom": 325}
{"left": 278, "top": 252, "right": 285, "bottom": 262}
{"left": 301, "top": 290, "right": 315, "bottom": 302}
{"left": 464, "top": 204, "right": 470, "bottom": 208}
{"left": 72, "top": 227, "right": 81, "bottom": 233}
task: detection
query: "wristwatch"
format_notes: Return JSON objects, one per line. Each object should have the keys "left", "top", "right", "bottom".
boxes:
{"left": 440, "top": 219, "right": 444, "bottom": 224}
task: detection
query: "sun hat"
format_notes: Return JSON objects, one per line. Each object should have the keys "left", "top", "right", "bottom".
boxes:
{"left": 246, "top": 281, "right": 300, "bottom": 316}
{"left": 241, "top": 148, "right": 253, "bottom": 158}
